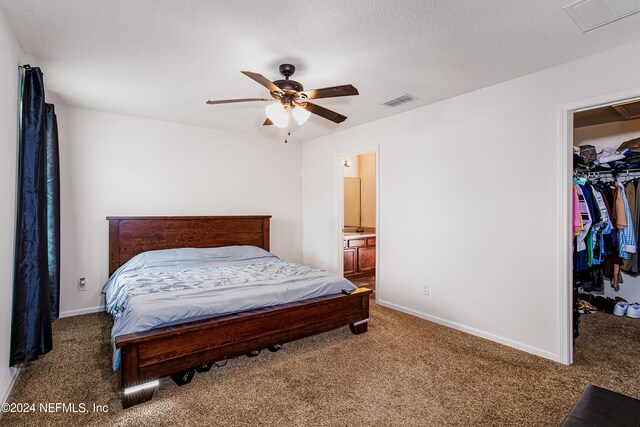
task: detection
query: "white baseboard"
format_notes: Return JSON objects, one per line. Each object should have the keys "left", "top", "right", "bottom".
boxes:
{"left": 1, "top": 368, "right": 20, "bottom": 405}
{"left": 59, "top": 305, "right": 105, "bottom": 318}
{"left": 377, "top": 299, "right": 561, "bottom": 363}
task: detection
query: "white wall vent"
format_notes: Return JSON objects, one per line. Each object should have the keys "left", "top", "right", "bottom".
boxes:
{"left": 564, "top": 0, "right": 640, "bottom": 32}
{"left": 383, "top": 94, "right": 416, "bottom": 107}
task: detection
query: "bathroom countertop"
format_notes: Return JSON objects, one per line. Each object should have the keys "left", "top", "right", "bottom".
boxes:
{"left": 343, "top": 232, "right": 376, "bottom": 239}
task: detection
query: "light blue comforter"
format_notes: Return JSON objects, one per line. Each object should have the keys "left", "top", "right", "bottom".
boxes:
{"left": 103, "top": 246, "right": 357, "bottom": 370}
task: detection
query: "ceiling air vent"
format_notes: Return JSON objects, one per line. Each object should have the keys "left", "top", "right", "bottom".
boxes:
{"left": 564, "top": 0, "right": 640, "bottom": 32}
{"left": 383, "top": 94, "right": 416, "bottom": 107}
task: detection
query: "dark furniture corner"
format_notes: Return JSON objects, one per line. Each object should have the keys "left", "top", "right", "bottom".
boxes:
{"left": 562, "top": 384, "right": 640, "bottom": 426}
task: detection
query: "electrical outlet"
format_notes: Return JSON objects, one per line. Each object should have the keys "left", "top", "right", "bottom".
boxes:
{"left": 422, "top": 284, "right": 429, "bottom": 296}
{"left": 78, "top": 277, "right": 87, "bottom": 292}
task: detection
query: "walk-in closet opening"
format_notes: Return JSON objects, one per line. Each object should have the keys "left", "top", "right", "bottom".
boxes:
{"left": 341, "top": 151, "right": 377, "bottom": 297}
{"left": 571, "top": 99, "right": 640, "bottom": 362}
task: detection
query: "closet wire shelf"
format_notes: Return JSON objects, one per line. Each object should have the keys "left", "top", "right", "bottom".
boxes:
{"left": 575, "top": 169, "right": 640, "bottom": 183}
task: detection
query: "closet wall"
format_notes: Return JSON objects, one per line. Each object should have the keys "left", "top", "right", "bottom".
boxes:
{"left": 574, "top": 118, "right": 640, "bottom": 304}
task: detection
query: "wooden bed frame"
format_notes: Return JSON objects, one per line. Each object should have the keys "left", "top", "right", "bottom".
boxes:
{"left": 107, "top": 216, "right": 371, "bottom": 408}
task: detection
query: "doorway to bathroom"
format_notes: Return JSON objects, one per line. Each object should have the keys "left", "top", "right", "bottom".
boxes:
{"left": 340, "top": 150, "right": 377, "bottom": 297}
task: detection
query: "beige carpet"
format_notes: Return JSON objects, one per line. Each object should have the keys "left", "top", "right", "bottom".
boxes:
{"left": 2, "top": 305, "right": 639, "bottom": 427}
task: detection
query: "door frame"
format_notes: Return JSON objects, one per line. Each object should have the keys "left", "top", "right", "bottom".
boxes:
{"left": 335, "top": 145, "right": 380, "bottom": 303}
{"left": 558, "top": 87, "right": 640, "bottom": 365}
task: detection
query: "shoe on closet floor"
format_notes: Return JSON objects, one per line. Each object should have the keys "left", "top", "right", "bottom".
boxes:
{"left": 613, "top": 302, "right": 628, "bottom": 316}
{"left": 626, "top": 303, "right": 640, "bottom": 319}
{"left": 593, "top": 296, "right": 616, "bottom": 313}
{"left": 578, "top": 299, "right": 598, "bottom": 313}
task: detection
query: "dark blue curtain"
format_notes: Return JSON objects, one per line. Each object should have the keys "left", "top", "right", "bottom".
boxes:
{"left": 10, "top": 66, "right": 60, "bottom": 366}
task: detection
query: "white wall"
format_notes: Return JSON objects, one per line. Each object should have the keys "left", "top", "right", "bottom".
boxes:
{"left": 0, "top": 7, "right": 22, "bottom": 403}
{"left": 57, "top": 106, "right": 303, "bottom": 315}
{"left": 574, "top": 119, "right": 640, "bottom": 304}
{"left": 303, "top": 39, "right": 640, "bottom": 362}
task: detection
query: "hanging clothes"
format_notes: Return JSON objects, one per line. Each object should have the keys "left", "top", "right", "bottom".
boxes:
{"left": 571, "top": 173, "right": 640, "bottom": 292}
{"left": 632, "top": 181, "right": 640, "bottom": 273}
{"left": 616, "top": 181, "right": 636, "bottom": 260}
{"left": 588, "top": 183, "right": 611, "bottom": 266}
{"left": 574, "top": 182, "right": 592, "bottom": 253}
{"left": 574, "top": 137, "right": 640, "bottom": 298}
{"left": 573, "top": 185, "right": 583, "bottom": 237}
{"left": 574, "top": 179, "right": 605, "bottom": 292}
{"left": 623, "top": 181, "right": 637, "bottom": 270}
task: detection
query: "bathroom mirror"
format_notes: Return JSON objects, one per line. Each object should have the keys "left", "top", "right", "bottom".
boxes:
{"left": 344, "top": 177, "right": 361, "bottom": 227}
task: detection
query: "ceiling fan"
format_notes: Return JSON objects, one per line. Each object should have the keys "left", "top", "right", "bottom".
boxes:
{"left": 206, "top": 64, "right": 359, "bottom": 128}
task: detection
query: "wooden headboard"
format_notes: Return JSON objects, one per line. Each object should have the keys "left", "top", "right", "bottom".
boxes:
{"left": 107, "top": 216, "right": 271, "bottom": 276}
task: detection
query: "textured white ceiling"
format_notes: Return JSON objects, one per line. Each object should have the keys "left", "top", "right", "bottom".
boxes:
{"left": 2, "top": 0, "right": 640, "bottom": 142}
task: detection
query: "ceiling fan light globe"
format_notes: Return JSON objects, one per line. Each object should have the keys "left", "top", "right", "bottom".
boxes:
{"left": 265, "top": 103, "right": 289, "bottom": 128}
{"left": 292, "top": 106, "right": 311, "bottom": 125}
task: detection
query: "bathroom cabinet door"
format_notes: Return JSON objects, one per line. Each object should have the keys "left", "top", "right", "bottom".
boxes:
{"left": 343, "top": 248, "right": 357, "bottom": 276}
{"left": 358, "top": 246, "right": 376, "bottom": 273}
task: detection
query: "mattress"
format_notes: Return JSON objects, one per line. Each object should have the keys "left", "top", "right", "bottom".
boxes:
{"left": 103, "top": 245, "right": 357, "bottom": 370}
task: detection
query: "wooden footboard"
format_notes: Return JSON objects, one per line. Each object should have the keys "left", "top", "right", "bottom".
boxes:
{"left": 116, "top": 287, "right": 371, "bottom": 408}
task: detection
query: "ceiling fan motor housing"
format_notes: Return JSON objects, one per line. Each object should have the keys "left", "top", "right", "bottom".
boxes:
{"left": 272, "top": 63, "right": 303, "bottom": 95}
{"left": 273, "top": 79, "right": 304, "bottom": 93}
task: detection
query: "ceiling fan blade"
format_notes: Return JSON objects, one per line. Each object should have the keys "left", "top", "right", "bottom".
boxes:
{"left": 241, "top": 71, "right": 282, "bottom": 94}
{"left": 304, "top": 84, "right": 359, "bottom": 100}
{"left": 263, "top": 118, "right": 273, "bottom": 126}
{"left": 206, "top": 98, "right": 272, "bottom": 105}
{"left": 302, "top": 102, "right": 347, "bottom": 124}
